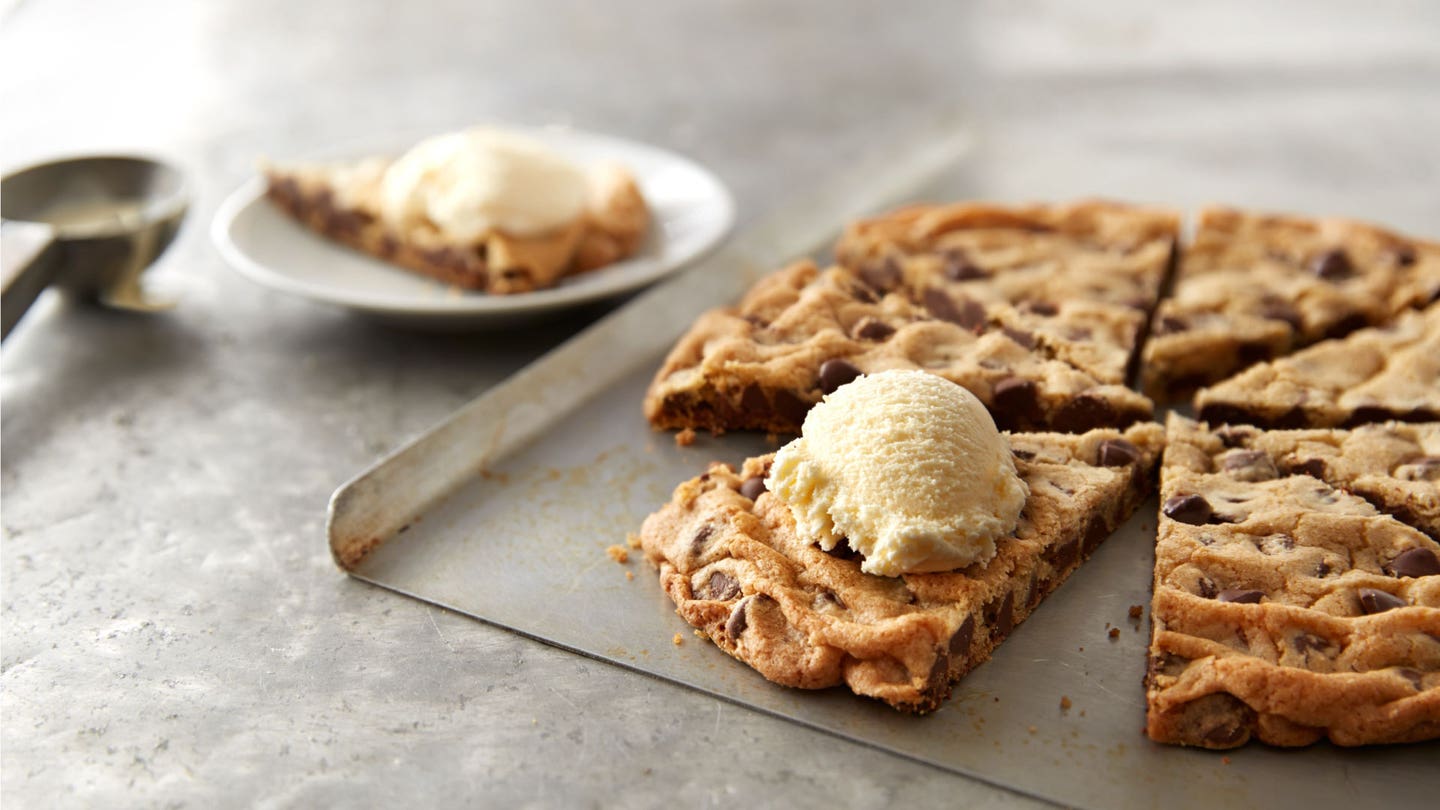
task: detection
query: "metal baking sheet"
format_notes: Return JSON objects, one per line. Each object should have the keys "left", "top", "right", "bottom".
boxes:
{"left": 327, "top": 137, "right": 1438, "bottom": 809}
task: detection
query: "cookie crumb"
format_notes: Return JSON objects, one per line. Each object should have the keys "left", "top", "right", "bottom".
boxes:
{"left": 605, "top": 545, "right": 630, "bottom": 564}
{"left": 1128, "top": 604, "right": 1143, "bottom": 619}
{"left": 1108, "top": 627, "right": 1120, "bottom": 640}
{"left": 1079, "top": 710, "right": 1086, "bottom": 717}
{"left": 625, "top": 532, "right": 642, "bottom": 550}
{"left": 672, "top": 633, "right": 684, "bottom": 646}
{"left": 675, "top": 428, "right": 697, "bottom": 447}
{"left": 1027, "top": 725, "right": 1037, "bottom": 734}
{"left": 1221, "top": 756, "right": 1232, "bottom": 765}
{"left": 1060, "top": 696, "right": 1073, "bottom": 711}
{"left": 625, "top": 571, "right": 634, "bottom": 581}
{"left": 693, "top": 629, "right": 706, "bottom": 640}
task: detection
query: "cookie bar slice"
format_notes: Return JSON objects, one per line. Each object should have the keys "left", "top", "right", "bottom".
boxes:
{"left": 1194, "top": 306, "right": 1440, "bottom": 430}
{"left": 638, "top": 422, "right": 1163, "bottom": 713}
{"left": 263, "top": 160, "right": 647, "bottom": 294}
{"left": 1146, "top": 414, "right": 1440, "bottom": 748}
{"left": 643, "top": 261, "right": 1155, "bottom": 435}
{"left": 1142, "top": 207, "right": 1440, "bottom": 400}
{"left": 834, "top": 200, "right": 1179, "bottom": 385}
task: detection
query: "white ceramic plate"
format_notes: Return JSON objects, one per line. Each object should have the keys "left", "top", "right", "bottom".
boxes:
{"left": 211, "top": 127, "right": 735, "bottom": 327}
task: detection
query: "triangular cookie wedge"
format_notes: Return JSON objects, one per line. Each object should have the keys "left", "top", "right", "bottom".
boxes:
{"left": 263, "top": 159, "right": 647, "bottom": 295}
{"left": 1142, "top": 207, "right": 1440, "bottom": 400}
{"left": 644, "top": 261, "right": 1156, "bottom": 435}
{"left": 638, "top": 422, "right": 1164, "bottom": 713}
{"left": 1147, "top": 415, "right": 1440, "bottom": 749}
{"left": 834, "top": 199, "right": 1179, "bottom": 386}
{"left": 1195, "top": 306, "right": 1440, "bottom": 429}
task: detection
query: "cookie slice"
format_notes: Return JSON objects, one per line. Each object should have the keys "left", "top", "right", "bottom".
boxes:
{"left": 1146, "top": 415, "right": 1440, "bottom": 749}
{"left": 643, "top": 261, "right": 1156, "bottom": 435}
{"left": 638, "top": 422, "right": 1164, "bottom": 713}
{"left": 1142, "top": 207, "right": 1440, "bottom": 400}
{"left": 834, "top": 199, "right": 1179, "bottom": 385}
{"left": 263, "top": 159, "right": 647, "bottom": 294}
{"left": 1195, "top": 306, "right": 1440, "bottom": 429}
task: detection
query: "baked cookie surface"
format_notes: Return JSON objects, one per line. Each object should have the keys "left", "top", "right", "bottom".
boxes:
{"left": 638, "top": 423, "right": 1164, "bottom": 713}
{"left": 1143, "top": 208, "right": 1440, "bottom": 400}
{"left": 1195, "top": 306, "right": 1440, "bottom": 429}
{"left": 1147, "top": 414, "right": 1440, "bottom": 748}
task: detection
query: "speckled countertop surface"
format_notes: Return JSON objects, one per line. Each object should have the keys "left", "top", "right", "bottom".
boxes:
{"left": 3, "top": 1, "right": 1438, "bottom": 806}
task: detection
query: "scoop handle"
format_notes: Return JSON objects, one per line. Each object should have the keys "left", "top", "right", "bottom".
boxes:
{"left": 1, "top": 220, "right": 60, "bottom": 339}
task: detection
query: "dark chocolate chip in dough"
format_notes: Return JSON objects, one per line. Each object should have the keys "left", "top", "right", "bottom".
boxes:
{"left": 822, "top": 539, "right": 862, "bottom": 561}
{"left": 1196, "top": 576, "right": 1218, "bottom": 599}
{"left": 1357, "top": 588, "right": 1407, "bottom": 614}
{"left": 1011, "top": 448, "right": 1037, "bottom": 462}
{"left": 1259, "top": 299, "right": 1303, "bottom": 330}
{"left": 1397, "top": 456, "right": 1440, "bottom": 482}
{"left": 1398, "top": 668, "right": 1424, "bottom": 689}
{"left": 1285, "top": 458, "right": 1327, "bottom": 479}
{"left": 1215, "top": 427, "right": 1254, "bottom": 448}
{"left": 1052, "top": 394, "right": 1118, "bottom": 433}
{"left": 1163, "top": 494, "right": 1214, "bottom": 526}
{"left": 1323, "top": 312, "right": 1369, "bottom": 340}
{"left": 773, "top": 389, "right": 812, "bottom": 426}
{"left": 1392, "top": 244, "right": 1418, "bottom": 267}
{"left": 708, "top": 571, "right": 741, "bottom": 601}
{"left": 1222, "top": 449, "right": 1278, "bottom": 482}
{"left": 1096, "top": 439, "right": 1140, "bottom": 467}
{"left": 1217, "top": 589, "right": 1264, "bottom": 604}
{"left": 1002, "top": 327, "right": 1036, "bottom": 349}
{"left": 1154, "top": 315, "right": 1189, "bottom": 335}
{"left": 855, "top": 319, "right": 895, "bottom": 341}
{"left": 992, "top": 377, "right": 1042, "bottom": 426}
{"left": 1310, "top": 248, "right": 1354, "bottom": 280}
{"left": 942, "top": 249, "right": 989, "bottom": 281}
{"left": 860, "top": 257, "right": 902, "bottom": 292}
{"left": 725, "top": 597, "right": 751, "bottom": 637}
{"left": 691, "top": 524, "right": 715, "bottom": 552}
{"left": 739, "top": 476, "right": 767, "bottom": 501}
{"left": 818, "top": 358, "right": 862, "bottom": 395}
{"left": 740, "top": 384, "right": 768, "bottom": 414}
{"left": 1024, "top": 300, "right": 1059, "bottom": 316}
{"left": 1386, "top": 547, "right": 1440, "bottom": 578}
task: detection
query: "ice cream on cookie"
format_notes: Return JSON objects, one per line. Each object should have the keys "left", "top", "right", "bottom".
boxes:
{"left": 766, "top": 369, "right": 1028, "bottom": 577}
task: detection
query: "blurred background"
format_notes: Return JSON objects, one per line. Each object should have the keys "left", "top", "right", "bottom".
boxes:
{"left": 3, "top": 1, "right": 1438, "bottom": 806}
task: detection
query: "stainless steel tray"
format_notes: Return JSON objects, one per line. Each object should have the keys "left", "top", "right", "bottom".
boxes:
{"left": 327, "top": 137, "right": 1438, "bottom": 809}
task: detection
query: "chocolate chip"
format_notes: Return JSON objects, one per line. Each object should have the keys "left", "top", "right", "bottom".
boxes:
{"left": 1096, "top": 439, "right": 1140, "bottom": 467}
{"left": 1259, "top": 299, "right": 1303, "bottom": 330}
{"left": 1154, "top": 315, "right": 1189, "bottom": 335}
{"left": 742, "top": 313, "right": 769, "bottom": 329}
{"left": 1323, "top": 312, "right": 1369, "bottom": 340}
{"left": 725, "top": 597, "right": 751, "bottom": 638}
{"left": 1052, "top": 394, "right": 1118, "bottom": 433}
{"left": 1196, "top": 577, "right": 1218, "bottom": 599}
{"left": 1398, "top": 668, "right": 1424, "bottom": 689}
{"left": 1024, "top": 300, "right": 1059, "bottom": 316}
{"left": 739, "top": 476, "right": 767, "bottom": 501}
{"left": 1163, "top": 494, "right": 1214, "bottom": 525}
{"left": 1311, "top": 248, "right": 1353, "bottom": 280}
{"left": 992, "top": 592, "right": 1015, "bottom": 640}
{"left": 822, "top": 539, "right": 862, "bottom": 561}
{"left": 740, "top": 384, "right": 767, "bottom": 414}
{"left": 992, "top": 377, "right": 1042, "bottom": 427}
{"left": 1002, "top": 327, "right": 1036, "bottom": 349}
{"left": 773, "top": 389, "right": 811, "bottom": 426}
{"left": 1285, "top": 458, "right": 1327, "bottom": 479}
{"left": 1316, "top": 560, "right": 1331, "bottom": 577}
{"left": 950, "top": 617, "right": 975, "bottom": 658}
{"left": 1386, "top": 547, "right": 1440, "bottom": 578}
{"left": 860, "top": 257, "right": 901, "bottom": 292}
{"left": 941, "top": 249, "right": 989, "bottom": 281}
{"left": 923, "top": 288, "right": 986, "bottom": 331}
{"left": 1222, "top": 449, "right": 1278, "bottom": 482}
{"left": 1215, "top": 427, "right": 1254, "bottom": 449}
{"left": 818, "top": 358, "right": 862, "bottom": 394}
{"left": 1012, "top": 448, "right": 1037, "bottom": 461}
{"left": 854, "top": 319, "right": 895, "bottom": 341}
{"left": 691, "top": 524, "right": 715, "bottom": 552}
{"left": 1393, "top": 245, "right": 1418, "bottom": 267}
{"left": 707, "top": 571, "right": 741, "bottom": 601}
{"left": 849, "top": 283, "right": 878, "bottom": 304}
{"left": 1217, "top": 589, "right": 1264, "bottom": 604}
{"left": 1293, "top": 633, "right": 1332, "bottom": 654}
{"left": 1357, "top": 588, "right": 1407, "bottom": 614}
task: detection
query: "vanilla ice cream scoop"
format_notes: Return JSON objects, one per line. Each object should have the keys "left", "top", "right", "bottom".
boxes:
{"left": 767, "top": 370, "right": 1028, "bottom": 577}
{"left": 379, "top": 128, "right": 589, "bottom": 241}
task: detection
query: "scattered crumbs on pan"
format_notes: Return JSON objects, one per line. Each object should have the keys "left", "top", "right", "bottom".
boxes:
{"left": 1108, "top": 627, "right": 1120, "bottom": 640}
{"left": 672, "top": 633, "right": 684, "bottom": 646}
{"left": 606, "top": 544, "right": 630, "bottom": 564}
{"left": 1221, "top": 756, "right": 1232, "bottom": 765}
{"left": 1060, "top": 696, "right": 1073, "bottom": 711}
{"left": 1128, "top": 604, "right": 1144, "bottom": 619}
{"left": 675, "top": 427, "right": 697, "bottom": 447}
{"left": 625, "top": 571, "right": 634, "bottom": 581}
{"left": 1027, "top": 726, "right": 1037, "bottom": 734}
{"left": 1077, "top": 646, "right": 1084, "bottom": 652}
{"left": 625, "top": 532, "right": 642, "bottom": 550}
{"left": 693, "top": 629, "right": 706, "bottom": 641}
{"left": 1079, "top": 710, "right": 1086, "bottom": 717}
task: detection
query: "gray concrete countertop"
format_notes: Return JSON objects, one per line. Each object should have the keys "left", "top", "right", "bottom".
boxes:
{"left": 3, "top": 1, "right": 1437, "bottom": 806}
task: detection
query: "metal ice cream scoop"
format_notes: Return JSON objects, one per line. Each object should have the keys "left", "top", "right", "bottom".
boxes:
{"left": 1, "top": 154, "right": 189, "bottom": 339}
